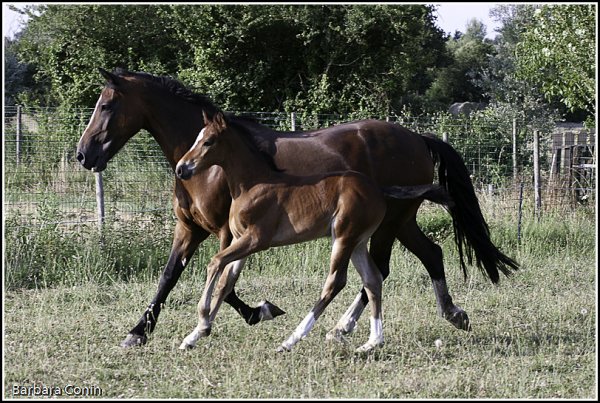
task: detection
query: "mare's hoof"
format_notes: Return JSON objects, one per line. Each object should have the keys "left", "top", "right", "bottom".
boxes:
{"left": 120, "top": 333, "right": 147, "bottom": 348}
{"left": 247, "top": 300, "right": 286, "bottom": 325}
{"left": 446, "top": 309, "right": 472, "bottom": 332}
{"left": 263, "top": 301, "right": 286, "bottom": 319}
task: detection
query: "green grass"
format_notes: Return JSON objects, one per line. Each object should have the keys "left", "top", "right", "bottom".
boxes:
{"left": 3, "top": 208, "right": 597, "bottom": 398}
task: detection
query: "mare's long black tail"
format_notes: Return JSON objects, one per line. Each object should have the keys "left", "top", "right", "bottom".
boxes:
{"left": 420, "top": 133, "right": 520, "bottom": 283}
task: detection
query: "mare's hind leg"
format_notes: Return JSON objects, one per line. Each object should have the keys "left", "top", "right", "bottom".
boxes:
{"left": 396, "top": 218, "right": 471, "bottom": 331}
{"left": 277, "top": 238, "right": 352, "bottom": 352}
{"left": 121, "top": 221, "right": 207, "bottom": 347}
{"left": 326, "top": 221, "right": 396, "bottom": 342}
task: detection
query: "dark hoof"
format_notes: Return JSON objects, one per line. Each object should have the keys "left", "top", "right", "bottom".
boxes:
{"left": 120, "top": 333, "right": 147, "bottom": 348}
{"left": 446, "top": 309, "right": 471, "bottom": 332}
{"left": 265, "top": 300, "right": 286, "bottom": 319}
{"left": 247, "top": 300, "right": 286, "bottom": 325}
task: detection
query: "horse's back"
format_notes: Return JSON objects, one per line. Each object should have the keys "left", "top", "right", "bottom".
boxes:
{"left": 266, "top": 120, "right": 434, "bottom": 186}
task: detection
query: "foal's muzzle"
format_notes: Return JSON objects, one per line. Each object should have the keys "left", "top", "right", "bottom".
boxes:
{"left": 176, "top": 163, "right": 193, "bottom": 180}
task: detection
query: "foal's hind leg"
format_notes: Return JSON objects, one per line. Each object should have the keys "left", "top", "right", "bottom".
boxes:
{"left": 277, "top": 239, "right": 352, "bottom": 352}
{"left": 326, "top": 221, "right": 396, "bottom": 342}
{"left": 397, "top": 218, "right": 471, "bottom": 331}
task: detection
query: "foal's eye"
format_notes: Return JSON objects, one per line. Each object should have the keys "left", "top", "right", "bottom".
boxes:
{"left": 203, "top": 138, "right": 215, "bottom": 147}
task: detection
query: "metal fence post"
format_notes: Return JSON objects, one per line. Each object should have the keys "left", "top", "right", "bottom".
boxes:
{"left": 290, "top": 112, "right": 296, "bottom": 131}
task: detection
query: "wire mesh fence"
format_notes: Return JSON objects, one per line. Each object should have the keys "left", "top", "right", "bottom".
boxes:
{"left": 3, "top": 105, "right": 596, "bottom": 230}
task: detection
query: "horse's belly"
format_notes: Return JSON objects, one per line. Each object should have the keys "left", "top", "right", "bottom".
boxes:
{"left": 269, "top": 219, "right": 331, "bottom": 248}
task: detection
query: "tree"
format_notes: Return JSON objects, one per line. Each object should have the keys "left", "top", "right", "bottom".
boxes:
{"left": 12, "top": 4, "right": 448, "bottom": 115}
{"left": 4, "top": 37, "right": 36, "bottom": 106}
{"left": 515, "top": 4, "right": 596, "bottom": 118}
{"left": 477, "top": 4, "right": 561, "bottom": 127}
{"left": 13, "top": 4, "right": 189, "bottom": 108}
{"left": 172, "top": 4, "right": 448, "bottom": 114}
{"left": 425, "top": 18, "right": 495, "bottom": 110}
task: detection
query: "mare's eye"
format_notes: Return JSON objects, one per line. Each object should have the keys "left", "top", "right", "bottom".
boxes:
{"left": 100, "top": 103, "right": 113, "bottom": 111}
{"left": 203, "top": 138, "right": 215, "bottom": 147}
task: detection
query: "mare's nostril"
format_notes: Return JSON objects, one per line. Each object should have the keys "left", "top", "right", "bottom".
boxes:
{"left": 76, "top": 151, "right": 85, "bottom": 164}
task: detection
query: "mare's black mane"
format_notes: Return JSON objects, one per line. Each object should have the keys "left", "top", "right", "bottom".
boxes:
{"left": 112, "top": 68, "right": 220, "bottom": 115}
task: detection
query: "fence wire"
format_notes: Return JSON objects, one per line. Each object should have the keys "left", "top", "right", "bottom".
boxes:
{"left": 3, "top": 106, "right": 596, "bottom": 229}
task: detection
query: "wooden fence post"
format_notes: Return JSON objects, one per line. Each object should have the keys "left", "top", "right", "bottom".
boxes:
{"left": 512, "top": 118, "right": 518, "bottom": 182}
{"left": 95, "top": 172, "right": 105, "bottom": 226}
{"left": 16, "top": 105, "right": 22, "bottom": 165}
{"left": 533, "top": 130, "right": 542, "bottom": 221}
{"left": 290, "top": 112, "right": 296, "bottom": 131}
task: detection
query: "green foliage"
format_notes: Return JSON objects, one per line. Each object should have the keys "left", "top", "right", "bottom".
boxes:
{"left": 4, "top": 211, "right": 176, "bottom": 290}
{"left": 13, "top": 4, "right": 447, "bottom": 115}
{"left": 426, "top": 19, "right": 495, "bottom": 109}
{"left": 481, "top": 4, "right": 594, "bottom": 125}
{"left": 515, "top": 4, "right": 596, "bottom": 117}
{"left": 14, "top": 4, "right": 188, "bottom": 108}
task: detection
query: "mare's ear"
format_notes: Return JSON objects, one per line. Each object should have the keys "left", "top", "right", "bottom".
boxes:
{"left": 98, "top": 68, "right": 124, "bottom": 89}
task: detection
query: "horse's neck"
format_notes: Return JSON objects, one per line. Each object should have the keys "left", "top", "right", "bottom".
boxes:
{"left": 143, "top": 94, "right": 204, "bottom": 169}
{"left": 220, "top": 133, "right": 284, "bottom": 199}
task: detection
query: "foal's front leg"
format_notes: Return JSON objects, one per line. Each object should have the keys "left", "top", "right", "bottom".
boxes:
{"left": 179, "top": 234, "right": 262, "bottom": 349}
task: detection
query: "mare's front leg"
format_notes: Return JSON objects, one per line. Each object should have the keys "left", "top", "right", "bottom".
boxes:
{"left": 121, "top": 220, "right": 206, "bottom": 347}
{"left": 179, "top": 234, "right": 263, "bottom": 349}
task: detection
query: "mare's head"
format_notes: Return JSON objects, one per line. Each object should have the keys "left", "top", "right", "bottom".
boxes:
{"left": 76, "top": 68, "right": 146, "bottom": 172}
{"left": 175, "top": 111, "right": 229, "bottom": 180}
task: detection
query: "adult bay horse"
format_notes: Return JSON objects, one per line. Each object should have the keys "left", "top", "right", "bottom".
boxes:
{"left": 175, "top": 111, "right": 454, "bottom": 352}
{"left": 76, "top": 68, "right": 519, "bottom": 348}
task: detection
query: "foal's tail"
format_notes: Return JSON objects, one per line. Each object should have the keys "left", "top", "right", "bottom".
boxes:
{"left": 421, "top": 134, "right": 520, "bottom": 283}
{"left": 382, "top": 184, "right": 454, "bottom": 208}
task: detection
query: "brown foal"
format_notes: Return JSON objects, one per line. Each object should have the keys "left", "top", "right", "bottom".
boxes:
{"left": 175, "top": 112, "right": 451, "bottom": 352}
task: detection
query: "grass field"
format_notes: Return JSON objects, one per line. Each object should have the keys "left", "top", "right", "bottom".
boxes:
{"left": 3, "top": 207, "right": 597, "bottom": 399}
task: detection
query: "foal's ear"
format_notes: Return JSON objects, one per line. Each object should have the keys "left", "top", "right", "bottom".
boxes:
{"left": 213, "top": 112, "right": 226, "bottom": 131}
{"left": 98, "top": 68, "right": 124, "bottom": 89}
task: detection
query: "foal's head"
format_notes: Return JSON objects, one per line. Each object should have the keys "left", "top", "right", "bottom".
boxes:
{"left": 176, "top": 111, "right": 229, "bottom": 180}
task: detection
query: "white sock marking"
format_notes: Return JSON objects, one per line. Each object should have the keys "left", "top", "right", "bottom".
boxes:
{"left": 281, "top": 311, "right": 316, "bottom": 350}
